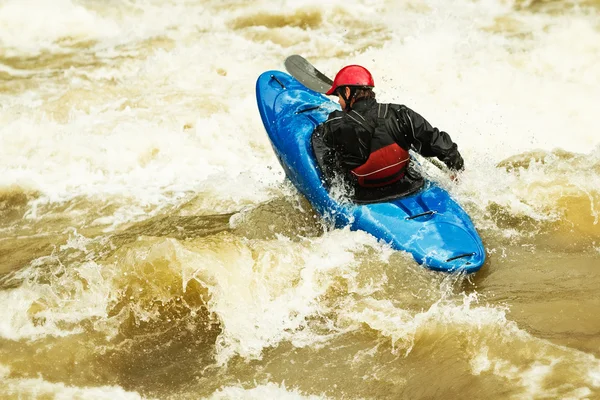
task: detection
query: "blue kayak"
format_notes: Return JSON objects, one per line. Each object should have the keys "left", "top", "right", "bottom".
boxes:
{"left": 256, "top": 70, "right": 485, "bottom": 273}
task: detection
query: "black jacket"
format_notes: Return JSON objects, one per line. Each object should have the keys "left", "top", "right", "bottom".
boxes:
{"left": 312, "top": 97, "right": 464, "bottom": 192}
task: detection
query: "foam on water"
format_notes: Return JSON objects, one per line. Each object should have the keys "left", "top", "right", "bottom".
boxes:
{"left": 117, "top": 229, "right": 394, "bottom": 364}
{"left": 1, "top": 1, "right": 599, "bottom": 398}
{"left": 206, "top": 382, "right": 329, "bottom": 400}
{"left": 0, "top": 364, "right": 143, "bottom": 400}
{"left": 0, "top": 211, "right": 599, "bottom": 398}
{"left": 2, "top": 222, "right": 598, "bottom": 393}
{"left": 0, "top": 0, "right": 217, "bottom": 57}
{"left": 0, "top": 258, "right": 118, "bottom": 341}
{"left": 340, "top": 289, "right": 600, "bottom": 398}
{"left": 0, "top": 0, "right": 120, "bottom": 56}
{"left": 1, "top": 0, "right": 599, "bottom": 227}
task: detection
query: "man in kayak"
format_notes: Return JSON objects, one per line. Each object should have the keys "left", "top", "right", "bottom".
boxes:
{"left": 312, "top": 65, "right": 464, "bottom": 203}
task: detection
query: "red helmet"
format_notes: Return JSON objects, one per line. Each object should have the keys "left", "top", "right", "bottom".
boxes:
{"left": 325, "top": 65, "right": 374, "bottom": 96}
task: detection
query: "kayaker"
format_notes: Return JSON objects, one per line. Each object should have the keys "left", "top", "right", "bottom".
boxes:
{"left": 312, "top": 65, "right": 464, "bottom": 203}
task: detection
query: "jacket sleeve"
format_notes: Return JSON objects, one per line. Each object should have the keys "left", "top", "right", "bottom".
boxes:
{"left": 311, "top": 122, "right": 339, "bottom": 186}
{"left": 402, "top": 107, "right": 465, "bottom": 171}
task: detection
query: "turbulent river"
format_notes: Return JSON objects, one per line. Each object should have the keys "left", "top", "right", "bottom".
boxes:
{"left": 1, "top": 0, "right": 599, "bottom": 399}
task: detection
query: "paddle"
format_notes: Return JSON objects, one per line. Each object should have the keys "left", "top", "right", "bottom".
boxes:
{"left": 284, "top": 55, "right": 332, "bottom": 94}
{"left": 283, "top": 55, "right": 453, "bottom": 176}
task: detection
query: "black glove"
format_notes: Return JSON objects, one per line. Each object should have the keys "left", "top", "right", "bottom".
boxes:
{"left": 441, "top": 148, "right": 464, "bottom": 171}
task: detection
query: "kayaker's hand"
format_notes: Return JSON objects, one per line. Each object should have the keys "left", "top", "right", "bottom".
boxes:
{"left": 441, "top": 149, "right": 464, "bottom": 172}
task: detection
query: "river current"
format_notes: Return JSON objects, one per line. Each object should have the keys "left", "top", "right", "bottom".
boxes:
{"left": 1, "top": 0, "right": 599, "bottom": 399}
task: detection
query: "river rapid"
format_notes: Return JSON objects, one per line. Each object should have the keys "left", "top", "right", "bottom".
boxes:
{"left": 1, "top": 0, "right": 599, "bottom": 399}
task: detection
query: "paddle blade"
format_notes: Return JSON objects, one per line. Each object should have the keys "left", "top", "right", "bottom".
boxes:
{"left": 284, "top": 55, "right": 333, "bottom": 94}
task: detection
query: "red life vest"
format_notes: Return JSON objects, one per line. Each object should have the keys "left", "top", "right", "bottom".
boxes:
{"left": 347, "top": 105, "right": 410, "bottom": 188}
{"left": 351, "top": 144, "right": 409, "bottom": 187}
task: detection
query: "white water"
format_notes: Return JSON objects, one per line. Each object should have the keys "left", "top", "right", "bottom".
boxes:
{"left": 1, "top": 0, "right": 599, "bottom": 398}
{"left": 1, "top": 0, "right": 597, "bottom": 213}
